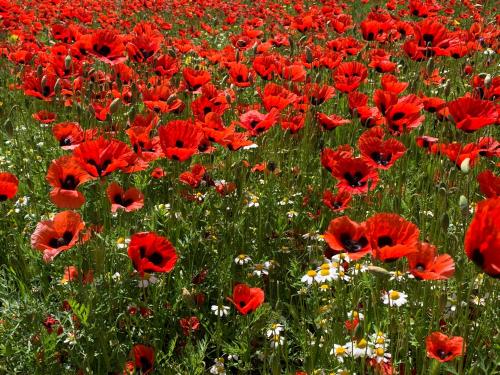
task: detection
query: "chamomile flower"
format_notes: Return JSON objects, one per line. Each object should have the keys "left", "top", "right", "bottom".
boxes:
{"left": 371, "top": 347, "right": 392, "bottom": 363}
{"left": 138, "top": 273, "right": 158, "bottom": 288}
{"left": 301, "top": 270, "right": 321, "bottom": 285}
{"left": 252, "top": 263, "right": 269, "bottom": 277}
{"left": 330, "top": 344, "right": 348, "bottom": 363}
{"left": 337, "top": 269, "right": 351, "bottom": 282}
{"left": 234, "top": 254, "right": 252, "bottom": 265}
{"left": 345, "top": 338, "right": 371, "bottom": 358}
{"left": 267, "top": 323, "right": 284, "bottom": 337}
{"left": 318, "top": 283, "right": 331, "bottom": 292}
{"left": 350, "top": 262, "right": 368, "bottom": 275}
{"left": 370, "top": 331, "right": 389, "bottom": 349}
{"left": 347, "top": 310, "right": 364, "bottom": 322}
{"left": 270, "top": 334, "right": 285, "bottom": 349}
{"left": 116, "top": 237, "right": 130, "bottom": 249}
{"left": 382, "top": 290, "right": 408, "bottom": 307}
{"left": 317, "top": 266, "right": 336, "bottom": 282}
{"left": 211, "top": 304, "right": 230, "bottom": 317}
{"left": 389, "top": 270, "right": 413, "bottom": 281}
{"left": 330, "top": 253, "right": 351, "bottom": 263}
{"left": 209, "top": 358, "right": 226, "bottom": 375}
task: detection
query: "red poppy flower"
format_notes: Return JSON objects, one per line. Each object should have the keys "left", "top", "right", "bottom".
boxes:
{"left": 179, "top": 316, "right": 200, "bottom": 336}
{"left": 158, "top": 120, "right": 204, "bottom": 161}
{"left": 183, "top": 67, "right": 211, "bottom": 91}
{"left": 131, "top": 344, "right": 154, "bottom": 374}
{"left": 23, "top": 72, "right": 58, "bottom": 101}
{"left": 179, "top": 164, "right": 206, "bottom": 188}
{"left": 440, "top": 142, "right": 480, "bottom": 169}
{"left": 416, "top": 135, "right": 439, "bottom": 152}
{"left": 385, "top": 96, "right": 425, "bottom": 134}
{"left": 320, "top": 145, "right": 353, "bottom": 173}
{"left": 281, "top": 113, "right": 305, "bottom": 134}
{"left": 89, "top": 29, "right": 126, "bottom": 65}
{"left": 31, "top": 211, "right": 86, "bottom": 262}
{"left": 305, "top": 84, "right": 335, "bottom": 106}
{"left": 253, "top": 54, "right": 281, "bottom": 81}
{"left": 126, "top": 126, "right": 163, "bottom": 162}
{"left": 365, "top": 213, "right": 419, "bottom": 261}
{"left": 448, "top": 97, "right": 498, "bottom": 132}
{"left": 238, "top": 108, "right": 279, "bottom": 136}
{"left": 227, "top": 283, "right": 265, "bottom": 315}
{"left": 316, "top": 113, "right": 351, "bottom": 130}
{"left": 73, "top": 137, "right": 134, "bottom": 177}
{"left": 426, "top": 332, "right": 465, "bottom": 362}
{"left": 331, "top": 157, "right": 379, "bottom": 195}
{"left": 464, "top": 197, "right": 500, "bottom": 278}
{"left": 334, "top": 62, "right": 368, "bottom": 93}
{"left": 32, "top": 110, "right": 56, "bottom": 124}
{"left": 141, "top": 83, "right": 184, "bottom": 114}
{"left": 407, "top": 242, "right": 455, "bottom": 280}
{"left": 380, "top": 74, "right": 408, "bottom": 94}
{"left": 228, "top": 62, "right": 252, "bottom": 88}
{"left": 128, "top": 232, "right": 177, "bottom": 275}
{"left": 322, "top": 189, "right": 352, "bottom": 212}
{"left": 323, "top": 216, "right": 371, "bottom": 260}
{"left": 261, "top": 83, "right": 297, "bottom": 112}
{"left": 52, "top": 122, "right": 89, "bottom": 150}
{"left": 126, "top": 22, "right": 163, "bottom": 63}
{"left": 477, "top": 170, "right": 500, "bottom": 198}
{"left": 358, "top": 136, "right": 406, "bottom": 170}
{"left": 0, "top": 172, "right": 19, "bottom": 202}
{"left": 46, "top": 156, "right": 93, "bottom": 209}
{"left": 106, "top": 183, "right": 144, "bottom": 213}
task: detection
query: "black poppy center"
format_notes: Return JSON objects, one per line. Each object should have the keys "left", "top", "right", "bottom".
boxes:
{"left": 340, "top": 233, "right": 368, "bottom": 252}
{"left": 344, "top": 171, "right": 366, "bottom": 187}
{"left": 42, "top": 85, "right": 51, "bottom": 97}
{"left": 422, "top": 34, "right": 434, "bottom": 45}
{"left": 377, "top": 236, "right": 394, "bottom": 247}
{"left": 59, "top": 137, "right": 72, "bottom": 146}
{"left": 0, "top": 194, "right": 8, "bottom": 201}
{"left": 61, "top": 175, "right": 77, "bottom": 190}
{"left": 48, "top": 230, "right": 74, "bottom": 248}
{"left": 370, "top": 152, "right": 392, "bottom": 166}
{"left": 93, "top": 44, "right": 111, "bottom": 56}
{"left": 139, "top": 356, "right": 152, "bottom": 371}
{"left": 113, "top": 194, "right": 133, "bottom": 207}
{"left": 175, "top": 140, "right": 184, "bottom": 148}
{"left": 392, "top": 112, "right": 405, "bottom": 121}
{"left": 471, "top": 248, "right": 483, "bottom": 267}
{"left": 415, "top": 263, "right": 425, "bottom": 271}
{"left": 148, "top": 252, "right": 163, "bottom": 265}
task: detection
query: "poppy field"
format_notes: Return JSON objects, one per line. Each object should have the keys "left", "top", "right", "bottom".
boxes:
{"left": 0, "top": 0, "right": 499, "bottom": 373}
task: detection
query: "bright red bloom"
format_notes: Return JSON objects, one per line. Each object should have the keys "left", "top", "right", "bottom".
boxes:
{"left": 407, "top": 242, "right": 455, "bottom": 280}
{"left": 324, "top": 216, "right": 371, "bottom": 260}
{"left": 131, "top": 344, "right": 154, "bottom": 374}
{"left": 464, "top": 198, "right": 500, "bottom": 278}
{"left": 46, "top": 156, "right": 93, "bottom": 209}
{"left": 128, "top": 232, "right": 177, "bottom": 275}
{"left": 73, "top": 137, "right": 134, "bottom": 177}
{"left": 322, "top": 189, "right": 352, "bottom": 212}
{"left": 89, "top": 29, "right": 126, "bottom": 65}
{"left": 238, "top": 109, "right": 279, "bottom": 136}
{"left": 316, "top": 113, "right": 350, "bottom": 130}
{"left": 31, "top": 211, "right": 86, "bottom": 262}
{"left": 32, "top": 110, "right": 56, "bottom": 124}
{"left": 331, "top": 157, "right": 379, "bottom": 195}
{"left": 52, "top": 122, "right": 91, "bottom": 150}
{"left": 334, "top": 62, "right": 368, "bottom": 93}
{"left": 183, "top": 67, "right": 211, "bottom": 91}
{"left": 321, "top": 145, "right": 353, "bottom": 173}
{"left": 158, "top": 120, "right": 204, "bottom": 161}
{"left": 106, "top": 183, "right": 144, "bottom": 213}
{"left": 448, "top": 97, "right": 498, "bottom": 132}
{"left": 179, "top": 164, "right": 206, "bottom": 188}
{"left": 426, "top": 332, "right": 465, "bottom": 362}
{"left": 179, "top": 316, "right": 200, "bottom": 336}
{"left": 365, "top": 213, "right": 419, "bottom": 261}
{"left": 0, "top": 172, "right": 19, "bottom": 202}
{"left": 228, "top": 62, "right": 252, "bottom": 88}
{"left": 358, "top": 136, "right": 406, "bottom": 169}
{"left": 385, "top": 96, "right": 425, "bottom": 134}
{"left": 477, "top": 170, "right": 500, "bottom": 198}
{"left": 227, "top": 283, "right": 265, "bottom": 315}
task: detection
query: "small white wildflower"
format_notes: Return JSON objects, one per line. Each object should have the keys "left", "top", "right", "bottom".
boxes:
{"left": 234, "top": 254, "right": 252, "bottom": 265}
{"left": 382, "top": 290, "right": 408, "bottom": 307}
{"left": 211, "top": 304, "right": 230, "bottom": 317}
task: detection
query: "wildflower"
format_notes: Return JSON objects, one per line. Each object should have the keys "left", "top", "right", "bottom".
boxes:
{"left": 234, "top": 254, "right": 252, "bottom": 265}
{"left": 270, "top": 334, "right": 285, "bottom": 349}
{"left": 267, "top": 323, "right": 284, "bottom": 337}
{"left": 346, "top": 338, "right": 371, "bottom": 358}
{"left": 252, "top": 263, "right": 269, "bottom": 277}
{"left": 128, "top": 232, "right": 177, "bottom": 276}
{"left": 426, "top": 332, "right": 465, "bottom": 362}
{"left": 382, "top": 290, "right": 408, "bottom": 307}
{"left": 371, "top": 346, "right": 392, "bottom": 363}
{"left": 211, "top": 304, "right": 230, "bottom": 317}
{"left": 210, "top": 357, "right": 226, "bottom": 374}
{"left": 301, "top": 270, "right": 321, "bottom": 285}
{"left": 388, "top": 270, "right": 409, "bottom": 281}
{"left": 227, "top": 284, "right": 265, "bottom": 315}
{"left": 330, "top": 344, "right": 348, "bottom": 363}
{"left": 138, "top": 274, "right": 159, "bottom": 288}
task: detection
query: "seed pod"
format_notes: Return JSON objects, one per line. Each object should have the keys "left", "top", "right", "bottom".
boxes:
{"left": 367, "top": 265, "right": 390, "bottom": 276}
{"left": 54, "top": 78, "right": 61, "bottom": 95}
{"left": 64, "top": 55, "right": 72, "bottom": 70}
{"left": 167, "top": 48, "right": 176, "bottom": 58}
{"left": 305, "top": 46, "right": 313, "bottom": 64}
{"left": 484, "top": 74, "right": 492, "bottom": 88}
{"left": 36, "top": 65, "right": 43, "bottom": 78}
{"left": 460, "top": 158, "right": 470, "bottom": 174}
{"left": 109, "top": 98, "right": 121, "bottom": 114}
{"left": 40, "top": 75, "right": 47, "bottom": 90}
{"left": 459, "top": 195, "right": 468, "bottom": 212}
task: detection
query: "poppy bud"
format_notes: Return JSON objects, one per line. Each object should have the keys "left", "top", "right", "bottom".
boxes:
{"left": 36, "top": 65, "right": 43, "bottom": 78}
{"left": 460, "top": 158, "right": 470, "bottom": 173}
{"left": 305, "top": 46, "right": 313, "bottom": 64}
{"left": 54, "top": 78, "right": 61, "bottom": 95}
{"left": 109, "top": 98, "right": 121, "bottom": 114}
{"left": 443, "top": 80, "right": 451, "bottom": 97}
{"left": 225, "top": 92, "right": 232, "bottom": 104}
{"left": 426, "top": 57, "right": 434, "bottom": 74}
{"left": 166, "top": 94, "right": 177, "bottom": 104}
{"left": 367, "top": 265, "right": 390, "bottom": 276}
{"left": 484, "top": 74, "right": 492, "bottom": 88}
{"left": 235, "top": 49, "right": 240, "bottom": 63}
{"left": 167, "top": 48, "right": 176, "bottom": 58}
{"left": 40, "top": 75, "right": 47, "bottom": 90}
{"left": 459, "top": 195, "right": 468, "bottom": 212}
{"left": 64, "top": 55, "right": 72, "bottom": 70}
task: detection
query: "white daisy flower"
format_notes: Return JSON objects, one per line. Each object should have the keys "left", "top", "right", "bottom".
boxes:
{"left": 234, "top": 254, "right": 252, "bottom": 265}
{"left": 211, "top": 304, "right": 230, "bottom": 317}
{"left": 382, "top": 290, "right": 408, "bottom": 307}
{"left": 301, "top": 270, "right": 321, "bottom": 285}
{"left": 267, "top": 323, "right": 284, "bottom": 337}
